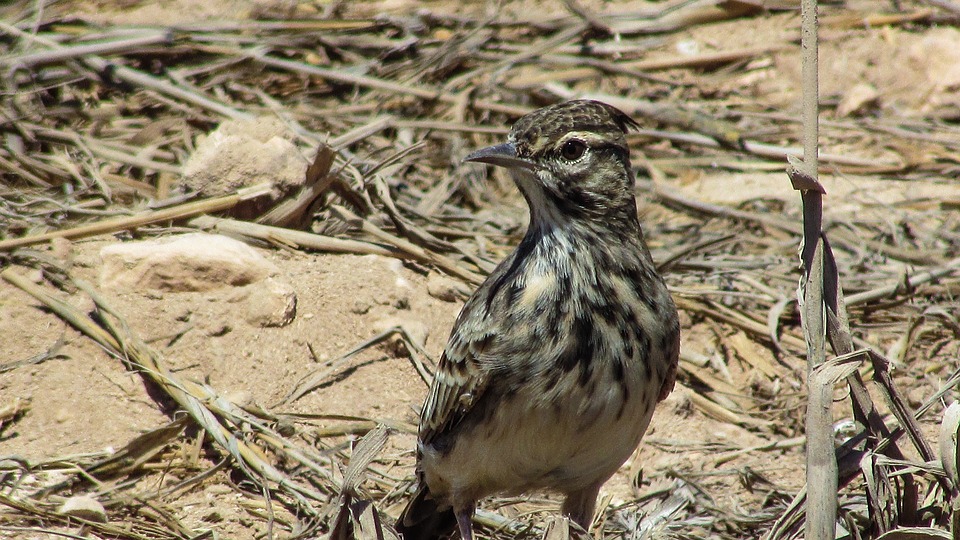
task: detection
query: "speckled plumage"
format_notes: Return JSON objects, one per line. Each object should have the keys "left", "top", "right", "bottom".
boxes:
{"left": 397, "top": 100, "right": 681, "bottom": 540}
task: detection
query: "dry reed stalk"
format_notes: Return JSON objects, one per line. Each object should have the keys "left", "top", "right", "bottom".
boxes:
{"left": 190, "top": 215, "right": 402, "bottom": 258}
{"left": 0, "top": 184, "right": 272, "bottom": 251}
{"left": 329, "top": 205, "right": 485, "bottom": 284}
{"left": 789, "top": 0, "right": 839, "bottom": 536}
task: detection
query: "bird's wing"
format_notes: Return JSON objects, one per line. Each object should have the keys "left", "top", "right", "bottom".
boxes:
{"left": 418, "top": 325, "right": 494, "bottom": 446}
{"left": 417, "top": 247, "right": 532, "bottom": 447}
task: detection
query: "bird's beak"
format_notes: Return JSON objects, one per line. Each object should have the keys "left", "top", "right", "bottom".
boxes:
{"left": 463, "top": 142, "right": 535, "bottom": 170}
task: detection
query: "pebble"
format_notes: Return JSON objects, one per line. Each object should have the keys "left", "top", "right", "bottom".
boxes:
{"left": 59, "top": 495, "right": 107, "bottom": 522}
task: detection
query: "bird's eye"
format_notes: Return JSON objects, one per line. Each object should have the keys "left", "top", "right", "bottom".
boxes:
{"left": 560, "top": 140, "right": 587, "bottom": 161}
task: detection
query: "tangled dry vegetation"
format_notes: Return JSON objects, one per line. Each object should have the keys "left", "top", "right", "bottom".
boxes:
{"left": 2, "top": 0, "right": 960, "bottom": 539}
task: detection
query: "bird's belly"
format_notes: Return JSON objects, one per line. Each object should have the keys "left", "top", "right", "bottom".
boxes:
{"left": 420, "top": 375, "right": 656, "bottom": 505}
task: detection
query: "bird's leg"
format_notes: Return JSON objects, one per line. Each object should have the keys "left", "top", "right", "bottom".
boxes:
{"left": 562, "top": 483, "right": 602, "bottom": 534}
{"left": 455, "top": 502, "right": 476, "bottom": 540}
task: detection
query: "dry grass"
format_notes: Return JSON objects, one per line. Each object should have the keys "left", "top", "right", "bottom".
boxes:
{"left": 2, "top": 0, "right": 960, "bottom": 538}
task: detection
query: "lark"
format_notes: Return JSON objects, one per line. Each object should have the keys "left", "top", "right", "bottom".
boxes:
{"left": 397, "top": 100, "right": 680, "bottom": 540}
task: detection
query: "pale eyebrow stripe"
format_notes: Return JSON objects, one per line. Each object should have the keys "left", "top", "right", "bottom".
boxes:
{"left": 558, "top": 131, "right": 624, "bottom": 146}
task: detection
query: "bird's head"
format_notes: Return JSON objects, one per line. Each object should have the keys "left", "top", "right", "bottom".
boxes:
{"left": 465, "top": 100, "right": 641, "bottom": 229}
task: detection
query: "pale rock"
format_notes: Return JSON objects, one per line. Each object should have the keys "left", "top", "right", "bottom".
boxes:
{"left": 204, "top": 321, "right": 232, "bottom": 337}
{"left": 384, "top": 258, "right": 412, "bottom": 289}
{"left": 54, "top": 407, "right": 71, "bottom": 423}
{"left": 675, "top": 39, "right": 699, "bottom": 56}
{"left": 907, "top": 387, "right": 926, "bottom": 409}
{"left": 666, "top": 389, "right": 694, "bottom": 418}
{"left": 834, "top": 419, "right": 859, "bottom": 445}
{"left": 74, "top": 250, "right": 98, "bottom": 268}
{"left": 181, "top": 116, "right": 306, "bottom": 198}
{"left": 909, "top": 29, "right": 960, "bottom": 113}
{"left": 237, "top": 277, "right": 298, "bottom": 328}
{"left": 225, "top": 389, "right": 256, "bottom": 409}
{"left": 837, "top": 83, "right": 880, "bottom": 117}
{"left": 59, "top": 495, "right": 107, "bottom": 522}
{"left": 351, "top": 299, "right": 373, "bottom": 315}
{"left": 180, "top": 116, "right": 306, "bottom": 218}
{"left": 426, "top": 272, "right": 467, "bottom": 303}
{"left": 99, "top": 233, "right": 278, "bottom": 292}
{"left": 49, "top": 237, "right": 73, "bottom": 263}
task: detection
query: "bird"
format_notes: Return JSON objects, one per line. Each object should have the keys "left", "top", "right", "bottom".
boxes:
{"left": 396, "top": 99, "right": 681, "bottom": 540}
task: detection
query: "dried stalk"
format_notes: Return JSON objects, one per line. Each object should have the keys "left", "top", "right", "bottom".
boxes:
{"left": 0, "top": 184, "right": 271, "bottom": 250}
{"left": 791, "top": 0, "right": 839, "bottom": 536}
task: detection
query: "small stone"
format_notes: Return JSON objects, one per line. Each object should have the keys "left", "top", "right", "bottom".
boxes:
{"left": 241, "top": 278, "right": 297, "bottom": 328}
{"left": 99, "top": 233, "right": 278, "bottom": 292}
{"left": 351, "top": 300, "right": 373, "bottom": 315}
{"left": 49, "top": 237, "right": 73, "bottom": 263}
{"left": 837, "top": 83, "right": 880, "bottom": 117}
{"left": 392, "top": 296, "right": 411, "bottom": 310}
{"left": 834, "top": 419, "right": 859, "bottom": 445}
{"left": 73, "top": 252, "right": 97, "bottom": 268}
{"left": 666, "top": 390, "right": 694, "bottom": 418}
{"left": 427, "top": 273, "right": 466, "bottom": 302}
{"left": 54, "top": 407, "right": 71, "bottom": 423}
{"left": 276, "top": 419, "right": 296, "bottom": 437}
{"left": 180, "top": 116, "right": 306, "bottom": 219}
{"left": 675, "top": 39, "right": 699, "bottom": 56}
{"left": 205, "top": 322, "right": 232, "bottom": 337}
{"left": 202, "top": 509, "right": 224, "bottom": 523}
{"left": 906, "top": 387, "right": 926, "bottom": 409}
{"left": 59, "top": 495, "right": 107, "bottom": 522}
{"left": 226, "top": 390, "right": 254, "bottom": 407}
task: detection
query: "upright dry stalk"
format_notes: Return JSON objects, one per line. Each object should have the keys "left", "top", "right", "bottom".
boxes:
{"left": 795, "top": 0, "right": 839, "bottom": 536}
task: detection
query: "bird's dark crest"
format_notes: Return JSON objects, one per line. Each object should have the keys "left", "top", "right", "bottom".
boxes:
{"left": 510, "top": 100, "right": 638, "bottom": 159}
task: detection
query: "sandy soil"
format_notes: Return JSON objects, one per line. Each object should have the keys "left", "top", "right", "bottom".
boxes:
{"left": 3, "top": 0, "right": 959, "bottom": 538}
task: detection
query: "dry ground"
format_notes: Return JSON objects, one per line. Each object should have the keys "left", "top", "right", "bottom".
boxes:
{"left": 2, "top": 0, "right": 960, "bottom": 539}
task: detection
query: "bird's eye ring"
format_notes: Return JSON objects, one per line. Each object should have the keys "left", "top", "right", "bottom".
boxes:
{"left": 560, "top": 140, "right": 587, "bottom": 161}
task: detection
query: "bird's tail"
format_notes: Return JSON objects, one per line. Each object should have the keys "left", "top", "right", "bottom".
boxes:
{"left": 396, "top": 485, "right": 457, "bottom": 540}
